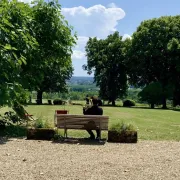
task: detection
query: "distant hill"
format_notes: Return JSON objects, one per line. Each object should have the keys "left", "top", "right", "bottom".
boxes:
{"left": 68, "top": 76, "right": 95, "bottom": 85}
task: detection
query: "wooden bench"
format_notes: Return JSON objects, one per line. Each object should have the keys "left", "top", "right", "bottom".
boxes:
{"left": 54, "top": 114, "right": 109, "bottom": 139}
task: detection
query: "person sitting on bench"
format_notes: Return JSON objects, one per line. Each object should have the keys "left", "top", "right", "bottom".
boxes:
{"left": 83, "top": 97, "right": 103, "bottom": 140}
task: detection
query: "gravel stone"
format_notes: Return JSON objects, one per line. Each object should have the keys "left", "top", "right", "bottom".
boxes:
{"left": 0, "top": 138, "right": 180, "bottom": 180}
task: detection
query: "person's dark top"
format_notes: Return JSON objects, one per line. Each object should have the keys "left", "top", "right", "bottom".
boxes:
{"left": 83, "top": 105, "right": 103, "bottom": 115}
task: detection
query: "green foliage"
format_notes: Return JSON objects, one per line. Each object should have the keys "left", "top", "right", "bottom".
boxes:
{"left": 0, "top": 111, "right": 22, "bottom": 127}
{"left": 126, "top": 88, "right": 142, "bottom": 101}
{"left": 0, "top": 0, "right": 38, "bottom": 107}
{"left": 70, "top": 84, "right": 99, "bottom": 92}
{"left": 12, "top": 102, "right": 27, "bottom": 120}
{"left": 0, "top": 83, "right": 29, "bottom": 107}
{"left": 34, "top": 118, "right": 52, "bottom": 128}
{"left": 34, "top": 118, "right": 44, "bottom": 128}
{"left": 110, "top": 122, "right": 136, "bottom": 133}
{"left": 123, "top": 100, "right": 136, "bottom": 107}
{"left": 53, "top": 134, "right": 64, "bottom": 141}
{"left": 126, "top": 15, "right": 180, "bottom": 108}
{"left": 138, "top": 82, "right": 173, "bottom": 108}
{"left": 85, "top": 32, "right": 128, "bottom": 106}
{"left": 21, "top": 0, "right": 77, "bottom": 104}
{"left": 53, "top": 99, "right": 63, "bottom": 105}
{"left": 0, "top": 0, "right": 76, "bottom": 108}
{"left": 0, "top": 125, "right": 27, "bottom": 137}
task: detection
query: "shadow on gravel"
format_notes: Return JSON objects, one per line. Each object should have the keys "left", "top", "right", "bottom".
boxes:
{"left": 0, "top": 125, "right": 27, "bottom": 145}
{"left": 0, "top": 137, "right": 11, "bottom": 145}
{"left": 52, "top": 137, "right": 106, "bottom": 146}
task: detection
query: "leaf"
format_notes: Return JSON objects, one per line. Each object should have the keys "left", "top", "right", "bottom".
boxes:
{"left": 20, "top": 56, "right": 27, "bottom": 65}
{"left": 3, "top": 19, "right": 13, "bottom": 28}
{"left": 4, "top": 44, "right": 12, "bottom": 50}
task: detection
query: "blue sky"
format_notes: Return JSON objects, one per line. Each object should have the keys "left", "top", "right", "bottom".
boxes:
{"left": 25, "top": 0, "right": 180, "bottom": 76}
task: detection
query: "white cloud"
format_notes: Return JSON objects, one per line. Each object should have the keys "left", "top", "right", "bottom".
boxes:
{"left": 62, "top": 4, "right": 125, "bottom": 38}
{"left": 72, "top": 50, "right": 85, "bottom": 60}
{"left": 62, "top": 4, "right": 127, "bottom": 76}
{"left": 122, "top": 34, "right": 132, "bottom": 41}
{"left": 18, "top": 0, "right": 32, "bottom": 4}
{"left": 72, "top": 36, "right": 88, "bottom": 61}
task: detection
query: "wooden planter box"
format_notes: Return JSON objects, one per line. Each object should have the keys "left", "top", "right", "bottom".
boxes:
{"left": 108, "top": 130, "right": 137, "bottom": 143}
{"left": 27, "top": 128, "right": 55, "bottom": 140}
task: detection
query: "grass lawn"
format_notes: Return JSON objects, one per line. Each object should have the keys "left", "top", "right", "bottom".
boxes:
{"left": 1, "top": 104, "right": 180, "bottom": 141}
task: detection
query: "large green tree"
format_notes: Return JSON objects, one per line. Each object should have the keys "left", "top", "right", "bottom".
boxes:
{"left": 84, "top": 32, "right": 128, "bottom": 106}
{"left": 20, "top": 0, "right": 76, "bottom": 104}
{"left": 167, "top": 38, "right": 180, "bottom": 106}
{"left": 127, "top": 15, "right": 180, "bottom": 108}
{"left": 0, "top": 0, "right": 37, "bottom": 107}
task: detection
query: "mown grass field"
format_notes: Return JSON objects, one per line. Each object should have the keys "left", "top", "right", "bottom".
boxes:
{"left": 1, "top": 103, "right": 180, "bottom": 141}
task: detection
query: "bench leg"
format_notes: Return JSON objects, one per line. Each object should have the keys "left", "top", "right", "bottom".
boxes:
{"left": 64, "top": 129, "right": 67, "bottom": 138}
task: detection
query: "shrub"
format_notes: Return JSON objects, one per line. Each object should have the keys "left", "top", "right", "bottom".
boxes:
{"left": 53, "top": 134, "right": 64, "bottom": 141}
{"left": 48, "top": 100, "right": 52, "bottom": 105}
{"left": 34, "top": 118, "right": 44, "bottom": 128}
{"left": 34, "top": 118, "right": 52, "bottom": 128}
{"left": 110, "top": 122, "right": 136, "bottom": 133}
{"left": 108, "top": 122, "right": 137, "bottom": 143}
{"left": 53, "top": 99, "right": 63, "bottom": 105}
{"left": 0, "top": 111, "right": 22, "bottom": 126}
{"left": 123, "top": 99, "right": 135, "bottom": 107}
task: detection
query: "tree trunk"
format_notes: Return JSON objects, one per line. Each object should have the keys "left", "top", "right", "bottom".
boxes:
{"left": 150, "top": 103, "right": 155, "bottom": 109}
{"left": 37, "top": 91, "right": 43, "bottom": 105}
{"left": 112, "top": 99, "right": 116, "bottom": 106}
{"left": 173, "top": 90, "right": 180, "bottom": 107}
{"left": 162, "top": 97, "right": 167, "bottom": 109}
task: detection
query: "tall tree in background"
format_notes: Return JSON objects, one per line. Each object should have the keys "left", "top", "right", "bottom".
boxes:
{"left": 21, "top": 0, "right": 76, "bottom": 104}
{"left": 126, "top": 15, "right": 180, "bottom": 108}
{"left": 167, "top": 37, "right": 180, "bottom": 106}
{"left": 84, "top": 32, "right": 128, "bottom": 106}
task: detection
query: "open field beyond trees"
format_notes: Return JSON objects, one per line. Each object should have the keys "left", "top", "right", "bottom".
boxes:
{"left": 1, "top": 103, "right": 179, "bottom": 141}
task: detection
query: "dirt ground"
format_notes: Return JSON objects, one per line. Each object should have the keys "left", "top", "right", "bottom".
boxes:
{"left": 0, "top": 138, "right": 180, "bottom": 180}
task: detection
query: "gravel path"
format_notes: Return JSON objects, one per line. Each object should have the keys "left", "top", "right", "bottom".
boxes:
{"left": 0, "top": 138, "right": 180, "bottom": 180}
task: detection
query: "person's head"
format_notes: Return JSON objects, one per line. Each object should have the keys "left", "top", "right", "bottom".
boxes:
{"left": 92, "top": 97, "right": 99, "bottom": 106}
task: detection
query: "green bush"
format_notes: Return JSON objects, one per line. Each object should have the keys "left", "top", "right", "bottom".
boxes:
{"left": 123, "top": 99, "right": 135, "bottom": 107}
{"left": 0, "top": 111, "right": 22, "bottom": 126}
{"left": 34, "top": 118, "right": 52, "bottom": 128}
{"left": 110, "top": 122, "right": 136, "bottom": 133}
{"left": 53, "top": 99, "right": 63, "bottom": 105}
{"left": 53, "top": 134, "right": 64, "bottom": 141}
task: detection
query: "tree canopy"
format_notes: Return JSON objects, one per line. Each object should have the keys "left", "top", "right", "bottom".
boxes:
{"left": 21, "top": 0, "right": 76, "bottom": 104}
{"left": 0, "top": 0, "right": 76, "bottom": 106}
{"left": 84, "top": 32, "right": 128, "bottom": 106}
{"left": 0, "top": 0, "right": 37, "bottom": 106}
{"left": 126, "top": 15, "right": 180, "bottom": 108}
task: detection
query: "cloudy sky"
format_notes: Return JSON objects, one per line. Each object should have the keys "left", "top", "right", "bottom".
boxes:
{"left": 22, "top": 0, "right": 180, "bottom": 76}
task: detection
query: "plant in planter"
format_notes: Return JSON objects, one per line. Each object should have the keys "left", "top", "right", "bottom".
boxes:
{"left": 108, "top": 122, "right": 137, "bottom": 143}
{"left": 27, "top": 118, "right": 55, "bottom": 140}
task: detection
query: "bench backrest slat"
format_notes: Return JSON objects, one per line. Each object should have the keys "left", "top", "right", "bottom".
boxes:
{"left": 55, "top": 114, "right": 109, "bottom": 130}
